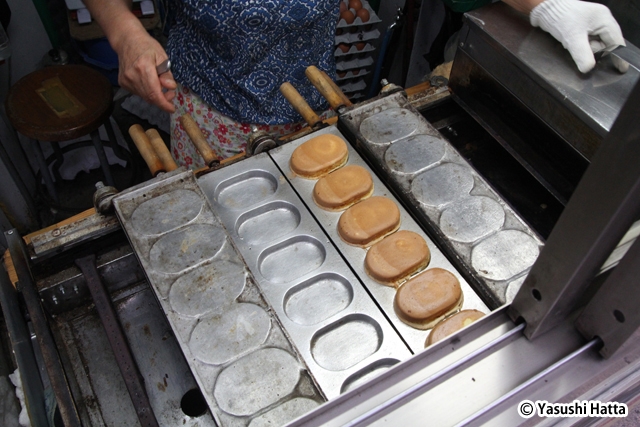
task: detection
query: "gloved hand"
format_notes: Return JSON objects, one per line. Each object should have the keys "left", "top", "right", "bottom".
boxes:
{"left": 529, "top": 0, "right": 627, "bottom": 73}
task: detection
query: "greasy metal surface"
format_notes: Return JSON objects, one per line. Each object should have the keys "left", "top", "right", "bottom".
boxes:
{"left": 53, "top": 281, "right": 217, "bottom": 426}
{"left": 269, "top": 127, "right": 488, "bottom": 353}
{"left": 75, "top": 254, "right": 159, "bottom": 427}
{"left": 6, "top": 230, "right": 83, "bottom": 427}
{"left": 198, "top": 154, "right": 412, "bottom": 398}
{"left": 113, "top": 170, "right": 323, "bottom": 426}
{"left": 510, "top": 78, "right": 640, "bottom": 341}
{"left": 29, "top": 211, "right": 120, "bottom": 260}
{"left": 340, "top": 92, "right": 544, "bottom": 305}
{"left": 466, "top": 3, "right": 639, "bottom": 136}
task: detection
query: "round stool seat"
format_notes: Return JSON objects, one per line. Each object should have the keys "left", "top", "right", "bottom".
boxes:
{"left": 5, "top": 65, "right": 113, "bottom": 142}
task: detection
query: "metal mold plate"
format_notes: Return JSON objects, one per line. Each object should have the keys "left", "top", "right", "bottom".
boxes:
{"left": 284, "top": 273, "right": 353, "bottom": 326}
{"left": 258, "top": 235, "right": 326, "bottom": 283}
{"left": 384, "top": 134, "right": 447, "bottom": 175}
{"left": 113, "top": 170, "right": 323, "bottom": 426}
{"left": 439, "top": 196, "right": 506, "bottom": 243}
{"left": 471, "top": 230, "right": 540, "bottom": 281}
{"left": 411, "top": 162, "right": 475, "bottom": 208}
{"left": 237, "top": 201, "right": 301, "bottom": 245}
{"left": 130, "top": 189, "right": 203, "bottom": 235}
{"left": 310, "top": 314, "right": 383, "bottom": 371}
{"left": 340, "top": 358, "right": 400, "bottom": 394}
{"left": 248, "top": 397, "right": 320, "bottom": 427}
{"left": 269, "top": 126, "right": 489, "bottom": 353}
{"left": 340, "top": 92, "right": 545, "bottom": 304}
{"left": 214, "top": 169, "right": 278, "bottom": 210}
{"left": 198, "top": 154, "right": 411, "bottom": 398}
{"left": 360, "top": 107, "right": 423, "bottom": 144}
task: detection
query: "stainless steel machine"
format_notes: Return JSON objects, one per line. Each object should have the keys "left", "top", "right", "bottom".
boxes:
{"left": 2, "top": 3, "right": 640, "bottom": 426}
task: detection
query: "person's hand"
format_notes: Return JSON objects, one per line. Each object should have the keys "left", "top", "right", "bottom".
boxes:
{"left": 529, "top": 0, "right": 627, "bottom": 73}
{"left": 115, "top": 28, "right": 177, "bottom": 112}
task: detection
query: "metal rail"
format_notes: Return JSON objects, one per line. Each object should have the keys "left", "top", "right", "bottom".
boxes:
{"left": 344, "top": 322, "right": 526, "bottom": 427}
{"left": 74, "top": 254, "right": 159, "bottom": 427}
{"left": 6, "top": 229, "right": 82, "bottom": 426}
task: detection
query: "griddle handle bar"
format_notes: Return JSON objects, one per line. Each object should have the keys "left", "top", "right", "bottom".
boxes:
{"left": 280, "top": 82, "right": 322, "bottom": 128}
{"left": 144, "top": 128, "right": 178, "bottom": 172}
{"left": 305, "top": 65, "right": 353, "bottom": 110}
{"left": 129, "top": 124, "right": 165, "bottom": 176}
{"left": 320, "top": 69, "right": 353, "bottom": 108}
{"left": 179, "top": 113, "right": 218, "bottom": 167}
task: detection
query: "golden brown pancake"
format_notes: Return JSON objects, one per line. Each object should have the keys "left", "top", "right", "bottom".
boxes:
{"left": 337, "top": 196, "right": 401, "bottom": 247}
{"left": 394, "top": 268, "right": 463, "bottom": 330}
{"left": 426, "top": 309, "right": 485, "bottom": 346}
{"left": 364, "top": 230, "right": 430, "bottom": 286}
{"left": 290, "top": 134, "right": 349, "bottom": 179}
{"left": 313, "top": 165, "right": 374, "bottom": 211}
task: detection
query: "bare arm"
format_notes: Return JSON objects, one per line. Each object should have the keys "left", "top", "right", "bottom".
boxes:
{"left": 83, "top": 0, "right": 176, "bottom": 112}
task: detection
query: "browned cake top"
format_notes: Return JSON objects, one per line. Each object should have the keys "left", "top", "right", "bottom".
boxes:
{"left": 337, "top": 196, "right": 401, "bottom": 247}
{"left": 394, "top": 268, "right": 462, "bottom": 328}
{"left": 364, "top": 230, "right": 430, "bottom": 286}
{"left": 290, "top": 134, "right": 349, "bottom": 178}
{"left": 313, "top": 165, "right": 374, "bottom": 211}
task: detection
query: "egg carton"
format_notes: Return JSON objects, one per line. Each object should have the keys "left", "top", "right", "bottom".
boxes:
{"left": 337, "top": 69, "right": 370, "bottom": 81}
{"left": 336, "top": 55, "right": 374, "bottom": 71}
{"left": 334, "top": 42, "right": 375, "bottom": 58}
{"left": 336, "top": 28, "right": 381, "bottom": 45}
{"left": 339, "top": 78, "right": 367, "bottom": 93}
{"left": 337, "top": 0, "right": 381, "bottom": 28}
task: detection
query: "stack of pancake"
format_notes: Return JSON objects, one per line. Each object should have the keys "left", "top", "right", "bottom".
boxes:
{"left": 290, "top": 133, "right": 484, "bottom": 346}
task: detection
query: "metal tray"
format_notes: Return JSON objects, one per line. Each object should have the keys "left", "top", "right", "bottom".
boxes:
{"left": 112, "top": 170, "right": 323, "bottom": 427}
{"left": 197, "top": 154, "right": 412, "bottom": 399}
{"left": 269, "top": 126, "right": 489, "bottom": 353}
{"left": 339, "top": 92, "right": 545, "bottom": 305}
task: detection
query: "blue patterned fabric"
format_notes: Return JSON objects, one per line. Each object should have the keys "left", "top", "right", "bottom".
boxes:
{"left": 167, "top": 0, "right": 340, "bottom": 124}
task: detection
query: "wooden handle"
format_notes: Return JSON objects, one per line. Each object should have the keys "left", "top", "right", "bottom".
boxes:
{"left": 145, "top": 128, "right": 178, "bottom": 172}
{"left": 179, "top": 114, "right": 217, "bottom": 166}
{"left": 320, "top": 70, "right": 353, "bottom": 108}
{"left": 305, "top": 65, "right": 352, "bottom": 110}
{"left": 128, "top": 124, "right": 164, "bottom": 176}
{"left": 280, "top": 82, "right": 321, "bottom": 127}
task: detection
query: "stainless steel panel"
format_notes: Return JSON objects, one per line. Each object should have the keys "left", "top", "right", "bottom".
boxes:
{"left": 198, "top": 154, "right": 412, "bottom": 399}
{"left": 112, "top": 170, "right": 323, "bottom": 426}
{"left": 268, "top": 126, "right": 489, "bottom": 353}
{"left": 340, "top": 92, "right": 545, "bottom": 305}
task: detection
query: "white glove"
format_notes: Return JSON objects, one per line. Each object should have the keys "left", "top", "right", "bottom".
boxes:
{"left": 530, "top": 0, "right": 627, "bottom": 73}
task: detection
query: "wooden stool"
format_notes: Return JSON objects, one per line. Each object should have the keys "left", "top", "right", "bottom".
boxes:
{"left": 5, "top": 64, "right": 126, "bottom": 204}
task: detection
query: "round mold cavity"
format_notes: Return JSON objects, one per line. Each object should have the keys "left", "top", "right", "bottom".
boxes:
{"left": 472, "top": 230, "right": 540, "bottom": 282}
{"left": 149, "top": 224, "right": 226, "bottom": 274}
{"left": 284, "top": 273, "right": 353, "bottom": 325}
{"left": 384, "top": 134, "right": 446, "bottom": 175}
{"left": 439, "top": 196, "right": 505, "bottom": 243}
{"left": 213, "top": 347, "right": 300, "bottom": 416}
{"left": 189, "top": 303, "right": 270, "bottom": 365}
{"left": 341, "top": 358, "right": 400, "bottom": 393}
{"left": 213, "top": 170, "right": 278, "bottom": 210}
{"left": 236, "top": 201, "right": 301, "bottom": 245}
{"left": 411, "top": 163, "right": 474, "bottom": 208}
{"left": 168, "top": 260, "right": 245, "bottom": 317}
{"left": 505, "top": 275, "right": 527, "bottom": 303}
{"left": 359, "top": 107, "right": 423, "bottom": 145}
{"left": 248, "top": 398, "right": 320, "bottom": 427}
{"left": 310, "top": 314, "right": 382, "bottom": 371}
{"left": 130, "top": 190, "right": 203, "bottom": 235}
{"left": 258, "top": 236, "right": 326, "bottom": 283}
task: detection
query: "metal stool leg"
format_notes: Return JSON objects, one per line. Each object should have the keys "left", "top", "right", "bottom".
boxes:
{"left": 51, "top": 141, "right": 64, "bottom": 183}
{"left": 103, "top": 118, "right": 126, "bottom": 160}
{"left": 90, "top": 130, "right": 115, "bottom": 187}
{"left": 32, "top": 139, "right": 59, "bottom": 204}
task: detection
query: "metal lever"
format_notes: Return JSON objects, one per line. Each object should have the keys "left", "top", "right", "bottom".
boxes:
{"left": 75, "top": 254, "right": 160, "bottom": 427}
